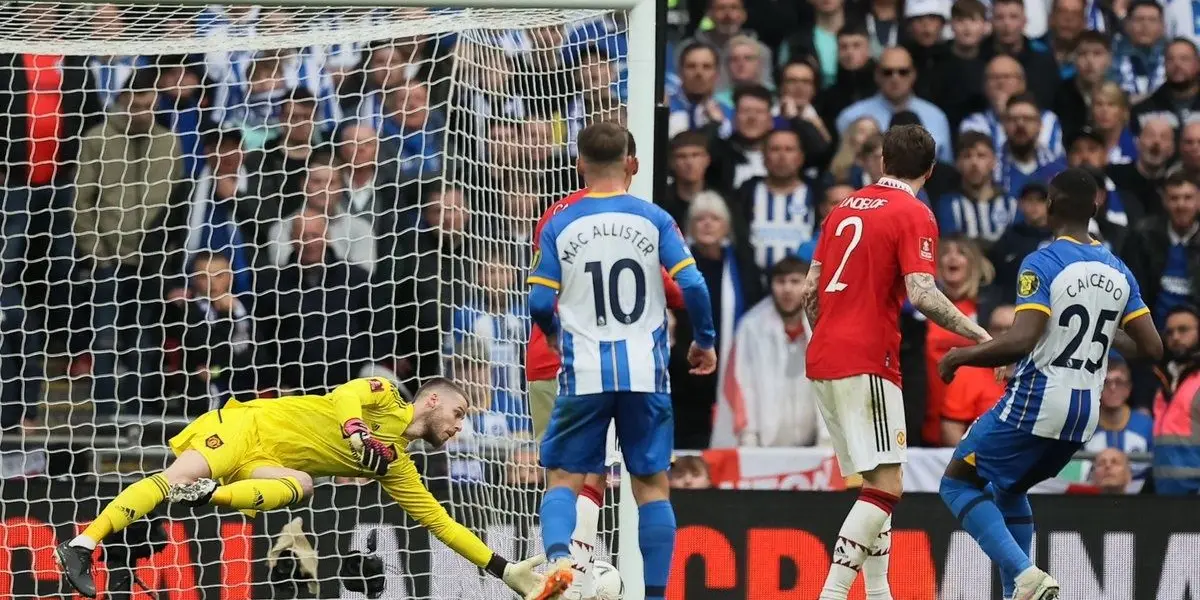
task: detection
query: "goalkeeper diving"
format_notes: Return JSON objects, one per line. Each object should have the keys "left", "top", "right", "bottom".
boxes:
{"left": 55, "top": 377, "right": 546, "bottom": 598}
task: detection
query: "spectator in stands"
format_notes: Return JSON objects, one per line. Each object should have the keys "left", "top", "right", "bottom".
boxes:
{"left": 937, "top": 0, "right": 990, "bottom": 130}
{"left": 715, "top": 35, "right": 773, "bottom": 104}
{"left": 185, "top": 128, "right": 254, "bottom": 294}
{"left": 153, "top": 54, "right": 214, "bottom": 180}
{"left": 1173, "top": 122, "right": 1200, "bottom": 180}
{"left": 687, "top": 0, "right": 773, "bottom": 85}
{"left": 963, "top": 56, "right": 1065, "bottom": 159}
{"left": 904, "top": 0, "right": 950, "bottom": 100}
{"left": 1112, "top": 0, "right": 1168, "bottom": 103}
{"left": 1044, "top": 0, "right": 1089, "bottom": 78}
{"left": 1130, "top": 38, "right": 1200, "bottom": 136}
{"left": 255, "top": 210, "right": 376, "bottom": 395}
{"left": 667, "top": 41, "right": 731, "bottom": 137}
{"left": 267, "top": 157, "right": 376, "bottom": 273}
{"left": 334, "top": 121, "right": 406, "bottom": 233}
{"left": 814, "top": 24, "right": 878, "bottom": 132}
{"left": 980, "top": 0, "right": 1061, "bottom": 109}
{"left": 1153, "top": 305, "right": 1200, "bottom": 495}
{"left": 847, "top": 132, "right": 886, "bottom": 189}
{"left": 669, "top": 455, "right": 712, "bottom": 489}
{"left": 75, "top": 69, "right": 187, "bottom": 419}
{"left": 341, "top": 37, "right": 427, "bottom": 125}
{"left": 936, "top": 131, "right": 1014, "bottom": 244}
{"left": 165, "top": 251, "right": 255, "bottom": 416}
{"left": 662, "top": 131, "right": 729, "bottom": 228}
{"left": 1091, "top": 447, "right": 1135, "bottom": 494}
{"left": 220, "top": 50, "right": 292, "bottom": 150}
{"left": 1085, "top": 359, "right": 1154, "bottom": 454}
{"left": 86, "top": 5, "right": 140, "bottom": 108}
{"left": 775, "top": 58, "right": 834, "bottom": 165}
{"left": 940, "top": 304, "right": 1016, "bottom": 445}
{"left": 995, "top": 93, "right": 1060, "bottom": 194}
{"left": 1123, "top": 172, "right": 1200, "bottom": 327}
{"left": 670, "top": 191, "right": 763, "bottom": 449}
{"left": 712, "top": 256, "right": 825, "bottom": 448}
{"left": 835, "top": 47, "right": 953, "bottom": 163}
{"left": 256, "top": 87, "right": 322, "bottom": 206}
{"left": 712, "top": 85, "right": 774, "bottom": 189}
{"left": 797, "top": 184, "right": 854, "bottom": 262}
{"left": 379, "top": 183, "right": 469, "bottom": 387}
{"left": 827, "top": 116, "right": 881, "bottom": 185}
{"left": 1089, "top": 81, "right": 1139, "bottom": 166}
{"left": 864, "top": 0, "right": 902, "bottom": 57}
{"left": 380, "top": 80, "right": 445, "bottom": 181}
{"left": 1055, "top": 31, "right": 1114, "bottom": 143}
{"left": 1110, "top": 116, "right": 1176, "bottom": 216}
{"left": 451, "top": 248, "right": 530, "bottom": 437}
{"left": 924, "top": 236, "right": 994, "bottom": 445}
{"left": 737, "top": 128, "right": 815, "bottom": 271}
{"left": 522, "top": 117, "right": 579, "bottom": 200}
{"left": 507, "top": 444, "right": 544, "bottom": 487}
{"left": 989, "top": 182, "right": 1053, "bottom": 295}
{"left": 776, "top": 0, "right": 856, "bottom": 88}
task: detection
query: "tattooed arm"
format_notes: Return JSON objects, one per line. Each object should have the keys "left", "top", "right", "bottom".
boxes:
{"left": 799, "top": 261, "right": 822, "bottom": 325}
{"left": 904, "top": 272, "right": 990, "bottom": 343}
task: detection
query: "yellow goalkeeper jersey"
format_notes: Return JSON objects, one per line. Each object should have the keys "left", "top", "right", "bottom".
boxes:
{"left": 170, "top": 377, "right": 493, "bottom": 568}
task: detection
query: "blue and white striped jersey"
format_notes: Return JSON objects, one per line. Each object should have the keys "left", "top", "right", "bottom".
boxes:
{"left": 529, "top": 192, "right": 696, "bottom": 395}
{"left": 999, "top": 237, "right": 1150, "bottom": 441}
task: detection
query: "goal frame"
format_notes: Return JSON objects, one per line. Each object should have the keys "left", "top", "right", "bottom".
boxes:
{"left": 38, "top": 0, "right": 662, "bottom": 597}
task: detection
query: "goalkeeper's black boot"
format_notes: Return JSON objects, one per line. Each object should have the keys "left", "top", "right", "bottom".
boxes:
{"left": 56, "top": 541, "right": 98, "bottom": 598}
{"left": 167, "top": 478, "right": 218, "bottom": 507}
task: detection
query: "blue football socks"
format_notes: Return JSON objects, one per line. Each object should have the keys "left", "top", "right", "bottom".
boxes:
{"left": 539, "top": 486, "right": 577, "bottom": 561}
{"left": 990, "top": 484, "right": 1034, "bottom": 598}
{"left": 940, "top": 477, "right": 1033, "bottom": 585}
{"left": 638, "top": 500, "right": 677, "bottom": 600}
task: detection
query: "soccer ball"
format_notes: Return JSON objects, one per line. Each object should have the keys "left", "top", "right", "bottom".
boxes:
{"left": 592, "top": 560, "right": 623, "bottom": 600}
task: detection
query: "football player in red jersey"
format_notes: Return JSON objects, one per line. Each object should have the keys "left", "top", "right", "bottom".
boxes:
{"left": 526, "top": 130, "right": 685, "bottom": 598}
{"left": 801, "top": 125, "right": 991, "bottom": 600}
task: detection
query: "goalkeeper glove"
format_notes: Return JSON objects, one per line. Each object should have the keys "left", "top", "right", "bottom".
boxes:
{"left": 487, "top": 554, "right": 546, "bottom": 596}
{"left": 342, "top": 418, "right": 397, "bottom": 476}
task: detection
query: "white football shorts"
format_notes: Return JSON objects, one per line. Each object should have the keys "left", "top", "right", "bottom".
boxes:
{"left": 811, "top": 374, "right": 908, "bottom": 475}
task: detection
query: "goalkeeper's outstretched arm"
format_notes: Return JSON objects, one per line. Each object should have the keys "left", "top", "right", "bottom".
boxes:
{"left": 380, "top": 458, "right": 544, "bottom": 594}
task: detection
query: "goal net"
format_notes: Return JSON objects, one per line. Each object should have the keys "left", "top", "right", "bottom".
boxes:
{"left": 0, "top": 2, "right": 629, "bottom": 597}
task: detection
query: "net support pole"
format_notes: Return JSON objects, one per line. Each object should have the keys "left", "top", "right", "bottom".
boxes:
{"left": 619, "top": 1, "right": 657, "bottom": 599}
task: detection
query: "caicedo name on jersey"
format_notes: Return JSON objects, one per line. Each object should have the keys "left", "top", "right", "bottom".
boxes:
{"left": 1066, "top": 272, "right": 1125, "bottom": 301}
{"left": 559, "top": 223, "right": 656, "bottom": 265}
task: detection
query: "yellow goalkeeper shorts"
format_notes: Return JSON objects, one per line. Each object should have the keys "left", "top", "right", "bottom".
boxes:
{"left": 168, "top": 400, "right": 283, "bottom": 484}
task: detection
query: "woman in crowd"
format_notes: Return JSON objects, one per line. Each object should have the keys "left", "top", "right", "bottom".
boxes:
{"left": 827, "top": 116, "right": 880, "bottom": 185}
{"left": 1090, "top": 81, "right": 1138, "bottom": 166}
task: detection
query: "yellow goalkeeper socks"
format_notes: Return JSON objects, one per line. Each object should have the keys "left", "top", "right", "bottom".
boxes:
{"left": 78, "top": 473, "right": 170, "bottom": 547}
{"left": 211, "top": 477, "right": 304, "bottom": 511}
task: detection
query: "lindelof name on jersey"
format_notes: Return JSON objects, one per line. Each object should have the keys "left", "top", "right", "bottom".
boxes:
{"left": 1065, "top": 272, "right": 1126, "bottom": 302}
{"left": 559, "top": 223, "right": 656, "bottom": 265}
{"left": 838, "top": 196, "right": 889, "bottom": 210}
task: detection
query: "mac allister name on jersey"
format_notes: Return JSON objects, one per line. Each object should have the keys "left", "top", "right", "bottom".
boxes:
{"left": 558, "top": 222, "right": 657, "bottom": 265}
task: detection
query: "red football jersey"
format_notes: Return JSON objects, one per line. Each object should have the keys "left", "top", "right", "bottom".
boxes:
{"left": 806, "top": 178, "right": 939, "bottom": 387}
{"left": 526, "top": 189, "right": 686, "bottom": 382}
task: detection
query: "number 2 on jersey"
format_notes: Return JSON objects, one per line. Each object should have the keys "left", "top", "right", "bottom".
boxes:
{"left": 825, "top": 216, "right": 863, "bottom": 293}
{"left": 1051, "top": 305, "right": 1118, "bottom": 373}
{"left": 584, "top": 260, "right": 646, "bottom": 326}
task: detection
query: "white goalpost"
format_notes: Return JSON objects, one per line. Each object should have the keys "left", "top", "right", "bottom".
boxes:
{"left": 0, "top": 0, "right": 657, "bottom": 598}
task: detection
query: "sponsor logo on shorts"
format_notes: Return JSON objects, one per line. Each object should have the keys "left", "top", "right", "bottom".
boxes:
{"left": 1018, "top": 271, "right": 1039, "bottom": 298}
{"left": 896, "top": 430, "right": 907, "bottom": 448}
{"left": 919, "top": 237, "right": 934, "bottom": 261}
{"left": 205, "top": 434, "right": 223, "bottom": 449}
{"left": 369, "top": 378, "right": 384, "bottom": 392}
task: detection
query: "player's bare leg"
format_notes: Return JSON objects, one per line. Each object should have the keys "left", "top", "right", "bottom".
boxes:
{"left": 533, "top": 469, "right": 587, "bottom": 600}
{"left": 820, "top": 463, "right": 903, "bottom": 600}
{"left": 57, "top": 449, "right": 213, "bottom": 597}
{"left": 628, "top": 471, "right": 675, "bottom": 600}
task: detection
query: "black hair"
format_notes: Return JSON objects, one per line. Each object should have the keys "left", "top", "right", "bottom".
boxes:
{"left": 1047, "top": 167, "right": 1099, "bottom": 223}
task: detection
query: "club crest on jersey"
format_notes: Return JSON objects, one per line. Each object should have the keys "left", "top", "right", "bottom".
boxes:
{"left": 1018, "top": 271, "right": 1040, "bottom": 298}
{"left": 919, "top": 237, "right": 934, "bottom": 261}
{"left": 205, "top": 434, "right": 223, "bottom": 449}
{"left": 896, "top": 430, "right": 907, "bottom": 448}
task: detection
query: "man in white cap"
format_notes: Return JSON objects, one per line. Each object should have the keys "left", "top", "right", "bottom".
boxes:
{"left": 904, "top": 0, "right": 950, "bottom": 98}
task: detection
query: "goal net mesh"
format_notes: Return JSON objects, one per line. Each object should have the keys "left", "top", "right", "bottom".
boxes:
{"left": 0, "top": 3, "right": 626, "bottom": 597}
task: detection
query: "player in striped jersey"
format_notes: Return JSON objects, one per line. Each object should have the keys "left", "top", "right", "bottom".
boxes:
{"left": 526, "top": 122, "right": 717, "bottom": 600}
{"left": 937, "top": 168, "right": 1163, "bottom": 600}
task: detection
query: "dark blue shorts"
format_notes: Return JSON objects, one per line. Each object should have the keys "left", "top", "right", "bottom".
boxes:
{"left": 952, "top": 408, "right": 1083, "bottom": 493}
{"left": 540, "top": 392, "right": 673, "bottom": 476}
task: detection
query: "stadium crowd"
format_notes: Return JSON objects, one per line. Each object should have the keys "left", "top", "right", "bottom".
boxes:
{"left": 0, "top": 0, "right": 1199, "bottom": 494}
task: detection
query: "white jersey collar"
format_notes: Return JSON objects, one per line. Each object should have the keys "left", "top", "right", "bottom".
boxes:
{"left": 877, "top": 177, "right": 916, "bottom": 197}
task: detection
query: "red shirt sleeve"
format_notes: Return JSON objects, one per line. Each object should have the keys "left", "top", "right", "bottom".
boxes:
{"left": 897, "top": 203, "right": 939, "bottom": 276}
{"left": 661, "top": 267, "right": 686, "bottom": 310}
